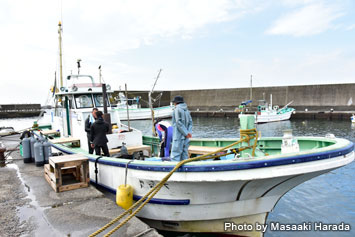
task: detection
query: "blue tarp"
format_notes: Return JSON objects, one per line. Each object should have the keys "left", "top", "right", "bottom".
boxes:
{"left": 241, "top": 100, "right": 252, "bottom": 105}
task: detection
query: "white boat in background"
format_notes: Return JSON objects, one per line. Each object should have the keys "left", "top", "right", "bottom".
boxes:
{"left": 113, "top": 91, "right": 173, "bottom": 120}
{"left": 0, "top": 127, "right": 15, "bottom": 136}
{"left": 114, "top": 105, "right": 173, "bottom": 120}
{"left": 255, "top": 95, "right": 295, "bottom": 123}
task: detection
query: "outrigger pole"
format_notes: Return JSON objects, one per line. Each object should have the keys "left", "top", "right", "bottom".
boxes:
{"left": 149, "top": 69, "right": 162, "bottom": 137}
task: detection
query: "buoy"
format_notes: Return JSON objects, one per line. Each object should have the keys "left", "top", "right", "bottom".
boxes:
{"left": 116, "top": 184, "right": 133, "bottom": 210}
{"left": 116, "top": 160, "right": 133, "bottom": 210}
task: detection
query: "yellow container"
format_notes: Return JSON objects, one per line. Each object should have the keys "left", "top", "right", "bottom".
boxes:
{"left": 116, "top": 184, "right": 133, "bottom": 210}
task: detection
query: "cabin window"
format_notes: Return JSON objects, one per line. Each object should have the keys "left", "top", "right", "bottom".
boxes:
{"left": 93, "top": 94, "right": 109, "bottom": 107}
{"left": 74, "top": 94, "right": 93, "bottom": 108}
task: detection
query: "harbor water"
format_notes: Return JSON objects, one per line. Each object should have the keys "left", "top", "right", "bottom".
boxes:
{"left": 1, "top": 116, "right": 354, "bottom": 236}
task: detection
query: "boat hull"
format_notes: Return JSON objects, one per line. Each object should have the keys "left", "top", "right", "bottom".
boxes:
{"left": 255, "top": 110, "right": 293, "bottom": 123}
{"left": 85, "top": 142, "right": 353, "bottom": 234}
{"left": 114, "top": 106, "right": 173, "bottom": 120}
{"left": 45, "top": 134, "right": 354, "bottom": 234}
{"left": 140, "top": 213, "right": 267, "bottom": 236}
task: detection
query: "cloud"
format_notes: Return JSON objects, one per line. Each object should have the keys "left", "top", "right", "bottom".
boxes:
{"left": 266, "top": 3, "right": 344, "bottom": 36}
{"left": 346, "top": 24, "right": 355, "bottom": 31}
{"left": 230, "top": 50, "right": 355, "bottom": 88}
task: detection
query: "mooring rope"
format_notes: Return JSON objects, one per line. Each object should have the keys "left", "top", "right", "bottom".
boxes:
{"left": 90, "top": 129, "right": 258, "bottom": 236}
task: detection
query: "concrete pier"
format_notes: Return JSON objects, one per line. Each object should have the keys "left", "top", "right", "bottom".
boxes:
{"left": 0, "top": 104, "right": 41, "bottom": 118}
{"left": 0, "top": 135, "right": 161, "bottom": 237}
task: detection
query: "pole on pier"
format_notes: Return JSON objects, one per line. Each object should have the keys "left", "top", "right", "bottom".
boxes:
{"left": 102, "top": 83, "right": 112, "bottom": 134}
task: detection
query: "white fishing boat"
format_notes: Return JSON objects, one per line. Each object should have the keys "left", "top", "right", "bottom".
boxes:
{"left": 0, "top": 127, "right": 15, "bottom": 136}
{"left": 33, "top": 22, "right": 354, "bottom": 236}
{"left": 255, "top": 95, "right": 295, "bottom": 123}
{"left": 36, "top": 114, "right": 354, "bottom": 236}
{"left": 113, "top": 92, "right": 173, "bottom": 120}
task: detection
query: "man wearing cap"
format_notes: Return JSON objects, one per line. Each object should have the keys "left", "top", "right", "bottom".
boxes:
{"left": 170, "top": 95, "right": 193, "bottom": 161}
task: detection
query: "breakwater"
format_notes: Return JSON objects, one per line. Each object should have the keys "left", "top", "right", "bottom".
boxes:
{"left": 124, "top": 83, "right": 355, "bottom": 120}
{"left": 169, "top": 83, "right": 355, "bottom": 112}
{"left": 0, "top": 104, "right": 41, "bottom": 118}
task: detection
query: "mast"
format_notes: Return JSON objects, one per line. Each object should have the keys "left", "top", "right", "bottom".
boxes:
{"left": 58, "top": 21, "right": 63, "bottom": 88}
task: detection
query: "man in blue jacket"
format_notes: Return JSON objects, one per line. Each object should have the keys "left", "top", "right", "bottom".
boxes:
{"left": 170, "top": 95, "right": 193, "bottom": 161}
{"left": 154, "top": 119, "right": 173, "bottom": 158}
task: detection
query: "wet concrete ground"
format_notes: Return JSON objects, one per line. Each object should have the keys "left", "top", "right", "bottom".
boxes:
{"left": 0, "top": 135, "right": 161, "bottom": 237}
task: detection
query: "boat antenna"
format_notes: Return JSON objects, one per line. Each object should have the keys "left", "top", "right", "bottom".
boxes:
{"left": 58, "top": 21, "right": 63, "bottom": 88}
{"left": 77, "top": 59, "right": 81, "bottom": 75}
{"left": 99, "top": 65, "right": 102, "bottom": 84}
{"left": 149, "top": 69, "right": 162, "bottom": 136}
{"left": 125, "top": 84, "right": 131, "bottom": 131}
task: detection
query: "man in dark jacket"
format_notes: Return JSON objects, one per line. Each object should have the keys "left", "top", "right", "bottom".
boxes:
{"left": 85, "top": 108, "right": 98, "bottom": 154}
{"left": 90, "top": 111, "right": 110, "bottom": 157}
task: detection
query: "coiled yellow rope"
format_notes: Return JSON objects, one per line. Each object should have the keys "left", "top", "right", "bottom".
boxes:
{"left": 90, "top": 129, "right": 258, "bottom": 237}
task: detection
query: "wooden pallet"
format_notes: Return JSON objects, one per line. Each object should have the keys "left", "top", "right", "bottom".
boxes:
{"left": 188, "top": 145, "right": 221, "bottom": 157}
{"left": 44, "top": 154, "right": 89, "bottom": 192}
{"left": 109, "top": 145, "right": 151, "bottom": 156}
{"left": 41, "top": 129, "right": 60, "bottom": 137}
{"left": 50, "top": 137, "right": 81, "bottom": 147}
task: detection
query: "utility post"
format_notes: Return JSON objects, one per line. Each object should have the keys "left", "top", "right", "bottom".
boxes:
{"left": 250, "top": 74, "right": 253, "bottom": 108}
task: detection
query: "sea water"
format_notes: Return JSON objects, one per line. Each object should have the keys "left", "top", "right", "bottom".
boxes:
{"left": 1, "top": 116, "right": 354, "bottom": 237}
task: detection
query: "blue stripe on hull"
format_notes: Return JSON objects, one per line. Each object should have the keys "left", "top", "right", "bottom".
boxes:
{"left": 90, "top": 180, "right": 190, "bottom": 205}
{"left": 87, "top": 142, "right": 354, "bottom": 172}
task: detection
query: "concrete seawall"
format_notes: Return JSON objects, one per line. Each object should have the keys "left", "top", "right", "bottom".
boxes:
{"left": 122, "top": 83, "right": 355, "bottom": 120}
{"left": 0, "top": 104, "right": 41, "bottom": 118}
{"left": 169, "top": 83, "right": 355, "bottom": 112}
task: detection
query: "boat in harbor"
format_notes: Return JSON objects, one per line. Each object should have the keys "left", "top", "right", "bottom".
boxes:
{"left": 255, "top": 95, "right": 295, "bottom": 123}
{"left": 0, "top": 127, "right": 16, "bottom": 136}
{"left": 112, "top": 92, "right": 173, "bottom": 120}
{"left": 36, "top": 113, "right": 354, "bottom": 236}
{"left": 33, "top": 22, "right": 354, "bottom": 236}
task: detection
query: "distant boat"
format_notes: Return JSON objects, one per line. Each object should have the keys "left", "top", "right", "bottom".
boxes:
{"left": 351, "top": 114, "right": 355, "bottom": 123}
{"left": 109, "top": 92, "right": 173, "bottom": 121}
{"left": 0, "top": 127, "right": 15, "bottom": 136}
{"left": 255, "top": 95, "right": 295, "bottom": 123}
